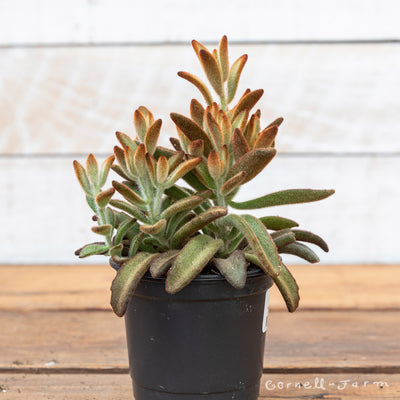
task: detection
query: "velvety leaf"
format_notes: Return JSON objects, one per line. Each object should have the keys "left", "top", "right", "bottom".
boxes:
{"left": 73, "top": 160, "right": 92, "bottom": 195}
{"left": 206, "top": 112, "right": 223, "bottom": 150}
{"left": 140, "top": 219, "right": 167, "bottom": 235}
{"left": 178, "top": 71, "right": 213, "bottom": 106}
{"left": 115, "top": 131, "right": 137, "bottom": 152}
{"left": 169, "top": 137, "right": 183, "bottom": 151}
{"left": 109, "top": 199, "right": 148, "bottom": 223}
{"left": 128, "top": 232, "right": 144, "bottom": 257}
{"left": 254, "top": 126, "right": 278, "bottom": 149}
{"left": 171, "top": 206, "right": 227, "bottom": 248}
{"left": 144, "top": 119, "right": 162, "bottom": 155}
{"left": 124, "top": 146, "right": 136, "bottom": 176}
{"left": 138, "top": 106, "right": 154, "bottom": 126}
{"left": 232, "top": 89, "right": 264, "bottom": 121}
{"left": 220, "top": 171, "right": 247, "bottom": 195}
{"left": 86, "top": 154, "right": 99, "bottom": 187}
{"left": 207, "top": 150, "right": 223, "bottom": 181}
{"left": 110, "top": 165, "right": 131, "bottom": 181}
{"left": 134, "top": 143, "right": 146, "bottom": 178}
{"left": 280, "top": 242, "right": 320, "bottom": 263}
{"left": 166, "top": 235, "right": 223, "bottom": 293}
{"left": 244, "top": 254, "right": 299, "bottom": 312}
{"left": 232, "top": 109, "right": 249, "bottom": 131}
{"left": 220, "top": 112, "right": 232, "bottom": 145}
{"left": 218, "top": 35, "right": 229, "bottom": 82}
{"left": 229, "top": 189, "right": 335, "bottom": 209}
{"left": 98, "top": 155, "right": 115, "bottom": 188}
{"left": 222, "top": 214, "right": 281, "bottom": 278}
{"left": 91, "top": 224, "right": 113, "bottom": 236}
{"left": 77, "top": 242, "right": 108, "bottom": 258}
{"left": 110, "top": 252, "right": 158, "bottom": 316}
{"left": 150, "top": 250, "right": 180, "bottom": 278}
{"left": 170, "top": 113, "right": 213, "bottom": 155}
{"left": 190, "top": 99, "right": 205, "bottom": 127}
{"left": 271, "top": 229, "right": 296, "bottom": 249}
{"left": 259, "top": 216, "right": 299, "bottom": 230}
{"left": 232, "top": 128, "right": 250, "bottom": 160}
{"left": 112, "top": 181, "right": 146, "bottom": 207}
{"left": 188, "top": 139, "right": 204, "bottom": 157}
{"left": 213, "top": 250, "right": 248, "bottom": 289}
{"left": 227, "top": 54, "right": 248, "bottom": 103}
{"left": 109, "top": 243, "right": 123, "bottom": 257}
{"left": 292, "top": 229, "right": 329, "bottom": 252}
{"left": 181, "top": 170, "right": 210, "bottom": 192}
{"left": 133, "top": 109, "right": 147, "bottom": 141}
{"left": 156, "top": 155, "right": 169, "bottom": 185}
{"left": 266, "top": 117, "right": 284, "bottom": 129}
{"left": 165, "top": 157, "right": 202, "bottom": 187}
{"left": 145, "top": 153, "right": 156, "bottom": 185}
{"left": 114, "top": 219, "right": 138, "bottom": 245}
{"left": 191, "top": 39, "right": 208, "bottom": 59}
{"left": 95, "top": 187, "right": 115, "bottom": 208}
{"left": 113, "top": 146, "right": 128, "bottom": 172}
{"left": 160, "top": 195, "right": 203, "bottom": 219}
{"left": 199, "top": 49, "right": 224, "bottom": 98}
{"left": 86, "top": 195, "right": 97, "bottom": 213}
{"left": 227, "top": 148, "right": 276, "bottom": 183}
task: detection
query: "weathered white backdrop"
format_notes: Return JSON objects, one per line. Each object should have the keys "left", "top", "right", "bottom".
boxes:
{"left": 0, "top": 0, "right": 399, "bottom": 264}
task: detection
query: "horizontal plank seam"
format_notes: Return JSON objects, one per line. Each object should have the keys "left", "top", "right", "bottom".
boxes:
{"left": 1, "top": 39, "right": 400, "bottom": 49}
{"left": 1, "top": 366, "right": 400, "bottom": 375}
{"left": 2, "top": 307, "right": 400, "bottom": 313}
{"left": 1, "top": 152, "right": 400, "bottom": 160}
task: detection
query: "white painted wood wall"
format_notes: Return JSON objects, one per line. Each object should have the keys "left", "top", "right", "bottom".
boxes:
{"left": 0, "top": 0, "right": 399, "bottom": 264}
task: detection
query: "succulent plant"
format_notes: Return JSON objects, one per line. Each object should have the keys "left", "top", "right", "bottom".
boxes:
{"left": 74, "top": 36, "right": 334, "bottom": 317}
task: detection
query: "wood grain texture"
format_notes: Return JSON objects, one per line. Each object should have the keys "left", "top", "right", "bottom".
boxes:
{"left": 0, "top": 373, "right": 399, "bottom": 399}
{"left": 0, "top": 156, "right": 398, "bottom": 264}
{"left": 1, "top": 265, "right": 400, "bottom": 311}
{"left": 1, "top": 0, "right": 399, "bottom": 44}
{"left": 0, "top": 44, "right": 399, "bottom": 153}
{"left": 0, "top": 310, "right": 399, "bottom": 370}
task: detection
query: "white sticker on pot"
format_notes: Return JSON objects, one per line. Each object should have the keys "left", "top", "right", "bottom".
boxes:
{"left": 262, "top": 289, "right": 270, "bottom": 333}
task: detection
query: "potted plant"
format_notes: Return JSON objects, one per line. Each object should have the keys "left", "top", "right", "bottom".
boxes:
{"left": 74, "top": 36, "right": 334, "bottom": 400}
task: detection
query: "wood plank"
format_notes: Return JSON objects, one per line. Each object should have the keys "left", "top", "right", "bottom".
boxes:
{"left": 1, "top": 44, "right": 399, "bottom": 153}
{"left": 1, "top": 265, "right": 400, "bottom": 311}
{"left": 0, "top": 373, "right": 399, "bottom": 399}
{"left": 1, "top": 0, "right": 399, "bottom": 44}
{"left": 0, "top": 155, "right": 399, "bottom": 264}
{"left": 0, "top": 310, "right": 399, "bottom": 370}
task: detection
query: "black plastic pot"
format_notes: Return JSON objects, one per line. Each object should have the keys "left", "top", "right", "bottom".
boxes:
{"left": 123, "top": 268, "right": 273, "bottom": 400}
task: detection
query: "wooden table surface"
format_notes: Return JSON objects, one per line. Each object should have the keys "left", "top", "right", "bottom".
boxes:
{"left": 1, "top": 264, "right": 399, "bottom": 399}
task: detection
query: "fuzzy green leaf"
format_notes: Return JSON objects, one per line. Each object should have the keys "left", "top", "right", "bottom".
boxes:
{"left": 114, "top": 219, "right": 138, "bottom": 245}
{"left": 227, "top": 148, "right": 276, "bottom": 184}
{"left": 229, "top": 189, "right": 335, "bottom": 209}
{"left": 73, "top": 160, "right": 92, "bottom": 196}
{"left": 271, "top": 229, "right": 296, "bottom": 249}
{"left": 112, "top": 181, "right": 146, "bottom": 207}
{"left": 259, "top": 216, "right": 299, "bottom": 230}
{"left": 213, "top": 250, "right": 248, "bottom": 289}
{"left": 86, "top": 154, "right": 99, "bottom": 187}
{"left": 150, "top": 250, "right": 180, "bottom": 278}
{"left": 245, "top": 254, "right": 299, "bottom": 312}
{"left": 116, "top": 131, "right": 137, "bottom": 152}
{"left": 144, "top": 119, "right": 162, "bottom": 155}
{"left": 109, "top": 199, "right": 148, "bottom": 223}
{"left": 165, "top": 157, "right": 202, "bottom": 187}
{"left": 199, "top": 49, "right": 224, "bottom": 98}
{"left": 171, "top": 206, "right": 227, "bottom": 248}
{"left": 140, "top": 219, "right": 167, "bottom": 235}
{"left": 95, "top": 188, "right": 115, "bottom": 208}
{"left": 76, "top": 242, "right": 109, "bottom": 258}
{"left": 91, "top": 224, "right": 113, "bottom": 236}
{"left": 110, "top": 252, "right": 158, "bottom": 316}
{"left": 232, "top": 89, "right": 264, "bottom": 121}
{"left": 160, "top": 195, "right": 203, "bottom": 219}
{"left": 98, "top": 155, "right": 115, "bottom": 188}
{"left": 166, "top": 235, "right": 223, "bottom": 293}
{"left": 178, "top": 72, "right": 213, "bottom": 106}
{"left": 170, "top": 113, "right": 213, "bottom": 155}
{"left": 280, "top": 242, "right": 320, "bottom": 263}
{"left": 133, "top": 109, "right": 147, "bottom": 141}
{"left": 220, "top": 171, "right": 247, "bottom": 196}
{"left": 218, "top": 35, "right": 229, "bottom": 82}
{"left": 222, "top": 214, "right": 281, "bottom": 278}
{"left": 292, "top": 229, "right": 329, "bottom": 252}
{"left": 206, "top": 112, "right": 223, "bottom": 150}
{"left": 227, "top": 54, "right": 248, "bottom": 103}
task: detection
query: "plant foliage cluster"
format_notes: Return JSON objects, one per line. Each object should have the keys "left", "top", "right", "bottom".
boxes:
{"left": 74, "top": 36, "right": 334, "bottom": 317}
